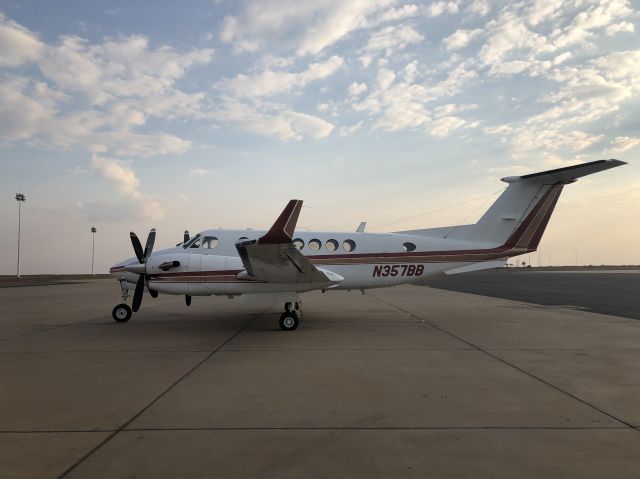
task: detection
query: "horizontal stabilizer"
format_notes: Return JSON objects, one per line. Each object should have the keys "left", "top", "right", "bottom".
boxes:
{"left": 444, "top": 259, "right": 507, "bottom": 275}
{"left": 502, "top": 159, "right": 626, "bottom": 185}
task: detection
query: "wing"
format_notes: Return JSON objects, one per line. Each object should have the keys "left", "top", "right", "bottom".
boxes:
{"left": 236, "top": 200, "right": 343, "bottom": 285}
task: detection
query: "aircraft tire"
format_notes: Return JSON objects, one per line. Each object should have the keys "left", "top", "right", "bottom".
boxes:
{"left": 279, "top": 312, "right": 299, "bottom": 331}
{"left": 112, "top": 304, "right": 132, "bottom": 323}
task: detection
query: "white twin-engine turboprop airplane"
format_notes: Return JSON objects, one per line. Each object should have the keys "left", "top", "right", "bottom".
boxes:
{"left": 110, "top": 159, "right": 625, "bottom": 330}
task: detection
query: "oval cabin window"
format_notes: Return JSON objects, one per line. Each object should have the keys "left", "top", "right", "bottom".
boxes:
{"left": 326, "top": 239, "right": 338, "bottom": 251}
{"left": 309, "top": 239, "right": 322, "bottom": 251}
{"left": 293, "top": 238, "right": 305, "bottom": 250}
{"left": 343, "top": 239, "right": 356, "bottom": 252}
{"left": 402, "top": 242, "right": 416, "bottom": 252}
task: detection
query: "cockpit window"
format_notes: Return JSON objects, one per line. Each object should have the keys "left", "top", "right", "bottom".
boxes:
{"left": 202, "top": 237, "right": 219, "bottom": 249}
{"left": 183, "top": 234, "right": 201, "bottom": 249}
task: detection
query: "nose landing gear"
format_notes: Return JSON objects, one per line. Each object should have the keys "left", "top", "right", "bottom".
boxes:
{"left": 112, "top": 280, "right": 132, "bottom": 323}
{"left": 279, "top": 301, "right": 302, "bottom": 331}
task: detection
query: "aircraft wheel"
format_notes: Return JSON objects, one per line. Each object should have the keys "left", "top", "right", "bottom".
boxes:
{"left": 279, "top": 312, "right": 299, "bottom": 331}
{"left": 112, "top": 304, "right": 132, "bottom": 323}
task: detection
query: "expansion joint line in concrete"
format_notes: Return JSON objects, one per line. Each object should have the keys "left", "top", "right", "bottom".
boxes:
{"left": 369, "top": 293, "right": 639, "bottom": 432}
{"left": 56, "top": 307, "right": 268, "bottom": 479}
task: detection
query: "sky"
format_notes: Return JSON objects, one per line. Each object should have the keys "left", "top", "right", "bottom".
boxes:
{"left": 0, "top": 0, "right": 639, "bottom": 274}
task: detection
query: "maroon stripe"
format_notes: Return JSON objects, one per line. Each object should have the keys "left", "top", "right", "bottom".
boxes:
{"left": 526, "top": 185, "right": 563, "bottom": 250}
{"left": 505, "top": 184, "right": 560, "bottom": 248}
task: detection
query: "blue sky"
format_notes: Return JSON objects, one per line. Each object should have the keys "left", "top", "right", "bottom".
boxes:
{"left": 0, "top": 0, "right": 638, "bottom": 274}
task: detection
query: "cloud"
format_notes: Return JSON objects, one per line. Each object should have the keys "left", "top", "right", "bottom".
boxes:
{"left": 218, "top": 0, "right": 396, "bottom": 57}
{"left": 365, "top": 24, "right": 425, "bottom": 56}
{"left": 206, "top": 98, "right": 334, "bottom": 141}
{"left": 0, "top": 14, "right": 214, "bottom": 157}
{"left": 374, "top": 4, "right": 420, "bottom": 23}
{"left": 189, "top": 168, "right": 210, "bottom": 177}
{"left": 348, "top": 81, "right": 368, "bottom": 97}
{"left": 466, "top": 0, "right": 489, "bottom": 17}
{"left": 443, "top": 28, "right": 482, "bottom": 50}
{"left": 426, "top": 1, "right": 459, "bottom": 17}
{"left": 0, "top": 77, "right": 60, "bottom": 141}
{"left": 339, "top": 120, "right": 364, "bottom": 136}
{"left": 91, "top": 155, "right": 164, "bottom": 221}
{"left": 0, "top": 13, "right": 44, "bottom": 67}
{"left": 217, "top": 55, "right": 344, "bottom": 98}
{"left": 611, "top": 136, "right": 640, "bottom": 153}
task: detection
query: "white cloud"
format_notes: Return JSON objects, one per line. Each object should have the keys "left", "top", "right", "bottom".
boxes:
{"left": 426, "top": 1, "right": 459, "bottom": 17}
{"left": 611, "top": 136, "right": 640, "bottom": 153}
{"left": 374, "top": 4, "right": 420, "bottom": 23}
{"left": 429, "top": 115, "right": 467, "bottom": 137}
{"left": 339, "top": 120, "right": 364, "bottom": 136}
{"left": 0, "top": 77, "right": 60, "bottom": 141}
{"left": 206, "top": 98, "right": 334, "bottom": 141}
{"left": 0, "top": 13, "right": 44, "bottom": 67}
{"left": 467, "top": 0, "right": 489, "bottom": 17}
{"left": 359, "top": 54, "right": 373, "bottom": 68}
{"left": 607, "top": 21, "right": 634, "bottom": 35}
{"left": 348, "top": 81, "right": 368, "bottom": 97}
{"left": 217, "top": 55, "right": 344, "bottom": 98}
{"left": 443, "top": 28, "right": 482, "bottom": 50}
{"left": 366, "top": 25, "right": 425, "bottom": 56}
{"left": 219, "top": 0, "right": 396, "bottom": 57}
{"left": 189, "top": 168, "right": 211, "bottom": 177}
{"left": 91, "top": 155, "right": 164, "bottom": 221}
{"left": 0, "top": 15, "right": 214, "bottom": 157}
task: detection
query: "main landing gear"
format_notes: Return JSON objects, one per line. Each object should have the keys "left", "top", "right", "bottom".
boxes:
{"left": 279, "top": 301, "right": 302, "bottom": 331}
{"left": 112, "top": 280, "right": 132, "bottom": 322}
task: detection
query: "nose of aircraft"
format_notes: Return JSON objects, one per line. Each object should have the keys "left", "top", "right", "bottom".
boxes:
{"left": 110, "top": 257, "right": 140, "bottom": 283}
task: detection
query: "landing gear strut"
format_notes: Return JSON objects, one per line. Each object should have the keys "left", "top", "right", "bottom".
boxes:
{"left": 279, "top": 301, "right": 302, "bottom": 331}
{"left": 113, "top": 280, "right": 132, "bottom": 323}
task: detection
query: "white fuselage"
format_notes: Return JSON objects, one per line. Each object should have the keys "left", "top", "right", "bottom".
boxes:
{"left": 110, "top": 228, "right": 511, "bottom": 297}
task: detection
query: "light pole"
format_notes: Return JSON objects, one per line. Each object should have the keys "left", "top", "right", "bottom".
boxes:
{"left": 91, "top": 227, "right": 97, "bottom": 275}
{"left": 15, "top": 193, "right": 26, "bottom": 277}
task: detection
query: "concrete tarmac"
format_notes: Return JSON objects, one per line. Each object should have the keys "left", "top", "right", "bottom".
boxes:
{"left": 1, "top": 277, "right": 639, "bottom": 478}
{"left": 427, "top": 269, "right": 640, "bottom": 320}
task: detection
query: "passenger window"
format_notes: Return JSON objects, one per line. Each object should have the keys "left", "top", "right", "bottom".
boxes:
{"left": 402, "top": 242, "right": 416, "bottom": 252}
{"left": 343, "top": 239, "right": 356, "bottom": 252}
{"left": 309, "top": 239, "right": 322, "bottom": 251}
{"left": 202, "top": 237, "right": 219, "bottom": 249}
{"left": 293, "top": 238, "right": 305, "bottom": 250}
{"left": 326, "top": 239, "right": 338, "bottom": 251}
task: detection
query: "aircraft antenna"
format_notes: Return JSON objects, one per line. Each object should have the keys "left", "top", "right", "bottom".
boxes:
{"left": 370, "top": 187, "right": 505, "bottom": 231}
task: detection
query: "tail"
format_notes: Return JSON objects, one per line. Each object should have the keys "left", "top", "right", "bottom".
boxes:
{"left": 404, "top": 159, "right": 626, "bottom": 251}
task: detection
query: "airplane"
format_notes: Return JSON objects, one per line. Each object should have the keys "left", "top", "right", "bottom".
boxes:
{"left": 110, "top": 159, "right": 625, "bottom": 330}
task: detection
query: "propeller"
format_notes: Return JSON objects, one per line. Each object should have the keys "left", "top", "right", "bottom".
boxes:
{"left": 184, "top": 230, "right": 190, "bottom": 243}
{"left": 129, "top": 229, "right": 156, "bottom": 312}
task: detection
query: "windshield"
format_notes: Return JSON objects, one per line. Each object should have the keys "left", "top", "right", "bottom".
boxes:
{"left": 182, "top": 233, "right": 201, "bottom": 249}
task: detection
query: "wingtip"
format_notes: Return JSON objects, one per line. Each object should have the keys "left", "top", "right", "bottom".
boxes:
{"left": 607, "top": 159, "right": 627, "bottom": 166}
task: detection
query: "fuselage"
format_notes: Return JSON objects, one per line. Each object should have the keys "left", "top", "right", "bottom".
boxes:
{"left": 110, "top": 228, "right": 518, "bottom": 297}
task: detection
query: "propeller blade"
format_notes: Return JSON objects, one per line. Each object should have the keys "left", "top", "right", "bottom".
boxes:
{"left": 185, "top": 295, "right": 191, "bottom": 306}
{"left": 143, "top": 228, "right": 156, "bottom": 260}
{"left": 184, "top": 230, "right": 190, "bottom": 243}
{"left": 132, "top": 274, "right": 145, "bottom": 312}
{"left": 149, "top": 288, "right": 158, "bottom": 298}
{"left": 130, "top": 232, "right": 144, "bottom": 263}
